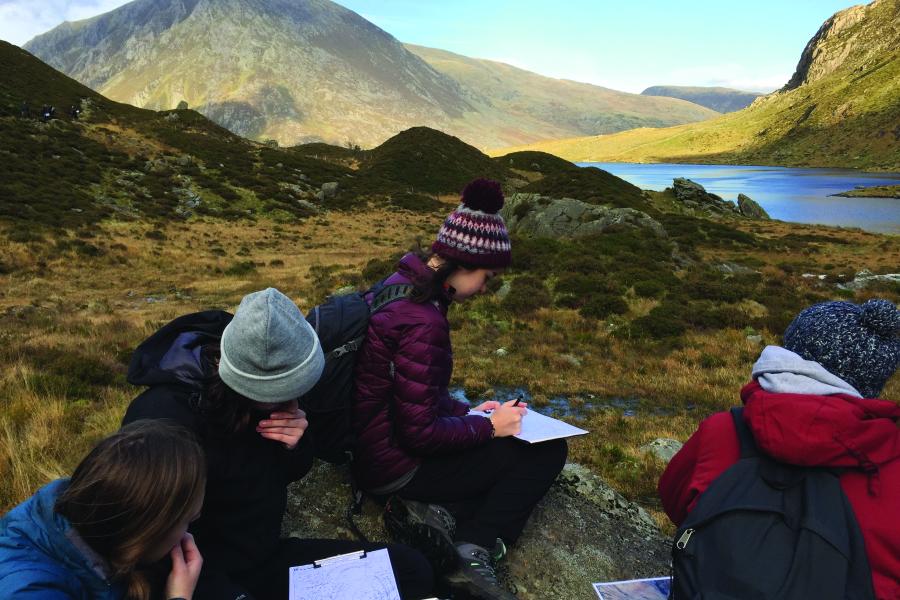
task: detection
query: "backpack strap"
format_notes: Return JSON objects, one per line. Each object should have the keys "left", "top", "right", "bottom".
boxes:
{"left": 732, "top": 406, "right": 808, "bottom": 491}
{"left": 370, "top": 284, "right": 413, "bottom": 314}
{"left": 323, "top": 285, "right": 413, "bottom": 360}
{"left": 730, "top": 407, "right": 759, "bottom": 459}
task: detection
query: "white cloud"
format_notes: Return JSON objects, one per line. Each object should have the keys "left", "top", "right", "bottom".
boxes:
{"left": 0, "top": 0, "right": 132, "bottom": 46}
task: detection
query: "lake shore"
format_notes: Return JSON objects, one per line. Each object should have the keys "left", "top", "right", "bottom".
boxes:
{"left": 831, "top": 184, "right": 900, "bottom": 199}
{"left": 579, "top": 162, "right": 900, "bottom": 234}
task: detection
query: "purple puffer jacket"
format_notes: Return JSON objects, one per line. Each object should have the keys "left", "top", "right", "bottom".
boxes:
{"left": 352, "top": 253, "right": 494, "bottom": 492}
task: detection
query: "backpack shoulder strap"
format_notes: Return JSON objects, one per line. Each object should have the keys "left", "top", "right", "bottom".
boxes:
{"left": 730, "top": 407, "right": 759, "bottom": 459}
{"left": 371, "top": 284, "right": 413, "bottom": 314}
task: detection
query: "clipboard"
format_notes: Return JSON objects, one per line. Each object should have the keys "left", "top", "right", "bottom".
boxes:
{"left": 469, "top": 409, "right": 589, "bottom": 443}
{"left": 289, "top": 548, "right": 401, "bottom": 600}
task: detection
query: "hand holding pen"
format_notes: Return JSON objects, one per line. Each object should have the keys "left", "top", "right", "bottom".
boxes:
{"left": 478, "top": 395, "right": 527, "bottom": 437}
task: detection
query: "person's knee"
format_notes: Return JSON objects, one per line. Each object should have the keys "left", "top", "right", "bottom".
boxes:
{"left": 532, "top": 438, "right": 568, "bottom": 471}
{"left": 386, "top": 543, "right": 434, "bottom": 598}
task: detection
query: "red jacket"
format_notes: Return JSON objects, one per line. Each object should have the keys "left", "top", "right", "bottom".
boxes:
{"left": 659, "top": 381, "right": 900, "bottom": 600}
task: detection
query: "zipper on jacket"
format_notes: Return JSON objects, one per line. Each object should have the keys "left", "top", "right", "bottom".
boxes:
{"left": 675, "top": 528, "right": 694, "bottom": 550}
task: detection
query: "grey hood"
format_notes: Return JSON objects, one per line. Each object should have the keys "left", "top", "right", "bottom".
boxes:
{"left": 751, "top": 345, "right": 862, "bottom": 398}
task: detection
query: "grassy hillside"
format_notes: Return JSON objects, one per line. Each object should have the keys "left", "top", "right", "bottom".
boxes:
{"left": 1, "top": 43, "right": 539, "bottom": 229}
{"left": 407, "top": 44, "right": 719, "bottom": 143}
{"left": 3, "top": 37, "right": 898, "bottom": 535}
{"left": 496, "top": 0, "right": 900, "bottom": 171}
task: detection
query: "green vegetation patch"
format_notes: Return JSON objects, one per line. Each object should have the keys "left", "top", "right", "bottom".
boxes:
{"left": 362, "top": 127, "right": 509, "bottom": 194}
{"left": 521, "top": 166, "right": 646, "bottom": 210}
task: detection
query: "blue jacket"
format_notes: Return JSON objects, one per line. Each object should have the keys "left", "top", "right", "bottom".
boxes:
{"left": 0, "top": 479, "right": 124, "bottom": 599}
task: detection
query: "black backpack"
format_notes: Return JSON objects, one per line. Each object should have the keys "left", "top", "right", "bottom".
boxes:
{"left": 669, "top": 407, "right": 875, "bottom": 600}
{"left": 299, "top": 282, "right": 412, "bottom": 464}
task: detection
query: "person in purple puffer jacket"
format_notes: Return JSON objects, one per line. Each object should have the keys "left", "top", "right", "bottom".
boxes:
{"left": 353, "top": 178, "right": 568, "bottom": 600}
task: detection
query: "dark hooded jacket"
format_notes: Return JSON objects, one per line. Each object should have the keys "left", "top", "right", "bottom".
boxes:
{"left": 123, "top": 310, "right": 315, "bottom": 577}
{"left": 352, "top": 253, "right": 494, "bottom": 492}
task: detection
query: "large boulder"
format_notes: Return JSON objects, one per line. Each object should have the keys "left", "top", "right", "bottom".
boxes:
{"left": 284, "top": 461, "right": 671, "bottom": 600}
{"left": 737, "top": 193, "right": 770, "bottom": 219}
{"left": 672, "top": 178, "right": 740, "bottom": 215}
{"left": 501, "top": 193, "right": 667, "bottom": 239}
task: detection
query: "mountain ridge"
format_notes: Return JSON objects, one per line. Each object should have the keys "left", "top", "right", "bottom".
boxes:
{"left": 23, "top": 0, "right": 716, "bottom": 149}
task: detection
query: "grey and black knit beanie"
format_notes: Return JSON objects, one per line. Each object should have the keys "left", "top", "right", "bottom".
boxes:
{"left": 783, "top": 299, "right": 900, "bottom": 398}
{"left": 219, "top": 288, "right": 325, "bottom": 403}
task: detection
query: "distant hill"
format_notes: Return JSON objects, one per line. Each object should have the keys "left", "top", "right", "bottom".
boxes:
{"left": 499, "top": 0, "right": 900, "bottom": 171}
{"left": 23, "top": 0, "right": 716, "bottom": 149}
{"left": 0, "top": 42, "right": 436, "bottom": 227}
{"left": 404, "top": 45, "right": 718, "bottom": 144}
{"left": 641, "top": 86, "right": 761, "bottom": 113}
{"left": 1, "top": 42, "right": 653, "bottom": 230}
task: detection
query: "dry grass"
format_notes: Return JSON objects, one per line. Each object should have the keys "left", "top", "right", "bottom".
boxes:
{"left": 0, "top": 209, "right": 897, "bottom": 521}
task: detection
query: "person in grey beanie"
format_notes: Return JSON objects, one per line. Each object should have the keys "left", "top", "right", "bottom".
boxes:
{"left": 660, "top": 298, "right": 900, "bottom": 599}
{"left": 122, "top": 288, "right": 434, "bottom": 600}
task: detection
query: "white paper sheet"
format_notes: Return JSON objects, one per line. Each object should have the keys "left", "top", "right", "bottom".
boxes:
{"left": 289, "top": 548, "right": 400, "bottom": 600}
{"left": 469, "top": 409, "right": 589, "bottom": 443}
{"left": 593, "top": 576, "right": 671, "bottom": 599}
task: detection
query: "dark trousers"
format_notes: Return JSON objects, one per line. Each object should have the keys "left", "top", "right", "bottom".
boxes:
{"left": 195, "top": 538, "right": 434, "bottom": 600}
{"left": 399, "top": 437, "right": 568, "bottom": 549}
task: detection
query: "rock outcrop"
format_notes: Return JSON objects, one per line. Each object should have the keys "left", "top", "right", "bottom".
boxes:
{"left": 836, "top": 269, "right": 900, "bottom": 291}
{"left": 640, "top": 438, "right": 684, "bottom": 462}
{"left": 737, "top": 193, "right": 770, "bottom": 219}
{"left": 501, "top": 193, "right": 667, "bottom": 239}
{"left": 672, "top": 178, "right": 740, "bottom": 215}
{"left": 284, "top": 461, "right": 671, "bottom": 600}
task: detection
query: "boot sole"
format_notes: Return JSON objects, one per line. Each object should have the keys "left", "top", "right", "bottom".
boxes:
{"left": 384, "top": 505, "right": 458, "bottom": 574}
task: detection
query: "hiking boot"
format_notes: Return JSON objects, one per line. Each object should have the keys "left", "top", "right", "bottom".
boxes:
{"left": 384, "top": 497, "right": 458, "bottom": 572}
{"left": 490, "top": 537, "right": 507, "bottom": 563}
{"left": 445, "top": 542, "right": 518, "bottom": 600}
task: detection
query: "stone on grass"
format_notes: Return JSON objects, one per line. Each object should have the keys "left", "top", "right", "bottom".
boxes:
{"left": 639, "top": 438, "right": 684, "bottom": 463}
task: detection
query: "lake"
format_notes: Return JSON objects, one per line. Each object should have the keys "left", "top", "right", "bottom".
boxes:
{"left": 578, "top": 162, "right": 900, "bottom": 234}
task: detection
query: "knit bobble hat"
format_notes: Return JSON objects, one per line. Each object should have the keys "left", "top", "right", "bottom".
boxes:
{"left": 783, "top": 299, "right": 900, "bottom": 398}
{"left": 219, "top": 288, "right": 325, "bottom": 403}
{"left": 431, "top": 178, "right": 511, "bottom": 269}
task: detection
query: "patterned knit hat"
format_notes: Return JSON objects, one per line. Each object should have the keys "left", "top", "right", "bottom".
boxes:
{"left": 431, "top": 178, "right": 511, "bottom": 269}
{"left": 783, "top": 299, "right": 900, "bottom": 398}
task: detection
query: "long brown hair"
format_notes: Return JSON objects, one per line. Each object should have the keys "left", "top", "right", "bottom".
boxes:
{"left": 55, "top": 420, "right": 206, "bottom": 600}
{"left": 197, "top": 343, "right": 258, "bottom": 435}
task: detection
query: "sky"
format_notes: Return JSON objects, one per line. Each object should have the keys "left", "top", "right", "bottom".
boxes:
{"left": 0, "top": 0, "right": 863, "bottom": 93}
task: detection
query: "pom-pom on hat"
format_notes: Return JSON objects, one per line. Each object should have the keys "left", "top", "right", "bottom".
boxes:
{"left": 431, "top": 178, "right": 511, "bottom": 269}
{"left": 783, "top": 299, "right": 900, "bottom": 398}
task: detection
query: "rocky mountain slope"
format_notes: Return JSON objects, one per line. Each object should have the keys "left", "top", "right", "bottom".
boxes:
{"left": 501, "top": 0, "right": 900, "bottom": 171}
{"left": 23, "top": 0, "right": 716, "bottom": 149}
{"left": 641, "top": 85, "right": 761, "bottom": 113}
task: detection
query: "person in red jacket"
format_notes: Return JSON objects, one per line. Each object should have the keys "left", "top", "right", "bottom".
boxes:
{"left": 353, "top": 178, "right": 568, "bottom": 600}
{"left": 659, "top": 298, "right": 900, "bottom": 599}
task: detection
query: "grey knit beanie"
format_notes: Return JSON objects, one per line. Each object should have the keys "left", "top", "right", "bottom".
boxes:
{"left": 219, "top": 288, "right": 325, "bottom": 403}
{"left": 783, "top": 299, "right": 900, "bottom": 398}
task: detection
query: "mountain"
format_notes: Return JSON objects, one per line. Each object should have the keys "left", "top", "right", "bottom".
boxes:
{"left": 404, "top": 45, "right": 718, "bottom": 142}
{"left": 0, "top": 41, "right": 509, "bottom": 228}
{"left": 499, "top": 0, "right": 900, "bottom": 171}
{"left": 640, "top": 86, "right": 761, "bottom": 113}
{"left": 23, "top": 0, "right": 716, "bottom": 149}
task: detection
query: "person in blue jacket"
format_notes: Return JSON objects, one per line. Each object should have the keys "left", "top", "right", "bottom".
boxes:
{"left": 0, "top": 420, "right": 207, "bottom": 599}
